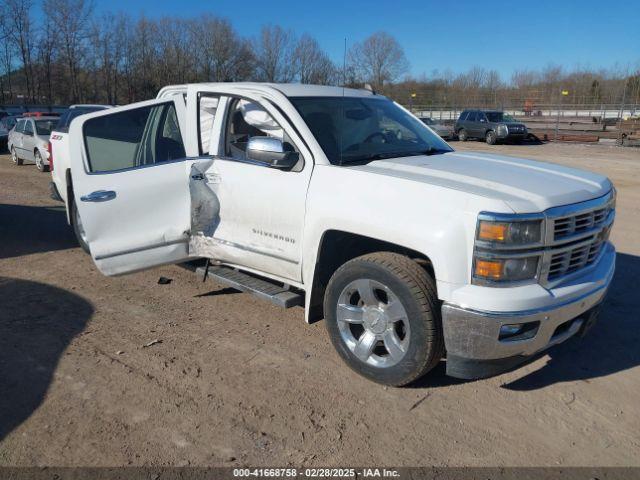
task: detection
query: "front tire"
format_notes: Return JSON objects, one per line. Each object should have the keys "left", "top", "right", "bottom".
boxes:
{"left": 485, "top": 130, "right": 497, "bottom": 145}
{"left": 11, "top": 147, "right": 23, "bottom": 165}
{"left": 324, "top": 252, "right": 444, "bottom": 386}
{"left": 71, "top": 201, "right": 90, "bottom": 254}
{"left": 458, "top": 129, "right": 468, "bottom": 142}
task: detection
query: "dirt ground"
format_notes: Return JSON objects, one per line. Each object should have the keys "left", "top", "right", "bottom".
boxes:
{"left": 0, "top": 142, "right": 639, "bottom": 467}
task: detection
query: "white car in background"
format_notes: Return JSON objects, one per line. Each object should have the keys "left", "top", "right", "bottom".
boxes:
{"left": 8, "top": 115, "right": 58, "bottom": 171}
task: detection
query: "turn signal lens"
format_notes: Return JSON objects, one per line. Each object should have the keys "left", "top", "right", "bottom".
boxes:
{"left": 473, "top": 256, "right": 539, "bottom": 284}
{"left": 478, "top": 222, "right": 507, "bottom": 242}
{"left": 474, "top": 259, "right": 504, "bottom": 279}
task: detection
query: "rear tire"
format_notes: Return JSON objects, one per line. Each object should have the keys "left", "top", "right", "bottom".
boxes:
{"left": 324, "top": 252, "right": 444, "bottom": 387}
{"left": 458, "top": 129, "right": 468, "bottom": 142}
{"left": 71, "top": 201, "right": 90, "bottom": 254}
{"left": 11, "top": 147, "right": 23, "bottom": 165}
{"left": 35, "top": 150, "right": 48, "bottom": 172}
{"left": 485, "top": 130, "right": 497, "bottom": 145}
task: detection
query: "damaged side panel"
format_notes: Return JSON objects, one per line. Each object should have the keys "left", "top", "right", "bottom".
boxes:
{"left": 188, "top": 160, "right": 226, "bottom": 259}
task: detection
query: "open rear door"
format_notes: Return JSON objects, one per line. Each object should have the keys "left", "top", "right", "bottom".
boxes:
{"left": 69, "top": 96, "right": 194, "bottom": 276}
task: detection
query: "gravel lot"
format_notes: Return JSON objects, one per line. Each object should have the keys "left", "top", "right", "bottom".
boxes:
{"left": 1, "top": 142, "right": 639, "bottom": 467}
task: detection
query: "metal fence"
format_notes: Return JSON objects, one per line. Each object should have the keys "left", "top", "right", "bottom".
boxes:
{"left": 410, "top": 104, "right": 640, "bottom": 122}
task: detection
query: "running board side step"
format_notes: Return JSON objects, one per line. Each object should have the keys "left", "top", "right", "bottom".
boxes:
{"left": 195, "top": 266, "right": 303, "bottom": 308}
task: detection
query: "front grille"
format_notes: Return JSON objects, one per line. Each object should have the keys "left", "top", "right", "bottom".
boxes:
{"left": 547, "top": 236, "right": 606, "bottom": 280}
{"left": 553, "top": 205, "right": 610, "bottom": 241}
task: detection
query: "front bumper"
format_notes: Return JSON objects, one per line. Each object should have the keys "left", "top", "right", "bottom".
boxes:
{"left": 441, "top": 252, "right": 614, "bottom": 379}
{"left": 497, "top": 131, "right": 527, "bottom": 139}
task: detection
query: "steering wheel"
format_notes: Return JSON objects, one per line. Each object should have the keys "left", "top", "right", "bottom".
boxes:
{"left": 363, "top": 132, "right": 387, "bottom": 143}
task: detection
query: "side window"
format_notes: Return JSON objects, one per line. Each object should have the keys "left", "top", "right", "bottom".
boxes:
{"left": 198, "top": 93, "right": 220, "bottom": 155}
{"left": 23, "top": 121, "right": 34, "bottom": 135}
{"left": 459, "top": 112, "right": 468, "bottom": 122}
{"left": 84, "top": 102, "right": 185, "bottom": 173}
{"left": 15, "top": 120, "right": 24, "bottom": 133}
{"left": 224, "top": 98, "right": 295, "bottom": 162}
{"left": 478, "top": 112, "right": 487, "bottom": 122}
{"left": 467, "top": 111, "right": 478, "bottom": 122}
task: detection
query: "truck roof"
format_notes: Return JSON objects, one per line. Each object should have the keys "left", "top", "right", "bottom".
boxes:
{"left": 157, "top": 82, "right": 377, "bottom": 99}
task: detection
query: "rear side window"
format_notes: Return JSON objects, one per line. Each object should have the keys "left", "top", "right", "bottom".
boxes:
{"left": 14, "top": 120, "right": 25, "bottom": 133}
{"left": 83, "top": 102, "right": 185, "bottom": 173}
{"left": 458, "top": 112, "right": 468, "bottom": 121}
{"left": 36, "top": 120, "right": 56, "bottom": 136}
{"left": 23, "top": 121, "right": 34, "bottom": 135}
{"left": 467, "top": 111, "right": 478, "bottom": 122}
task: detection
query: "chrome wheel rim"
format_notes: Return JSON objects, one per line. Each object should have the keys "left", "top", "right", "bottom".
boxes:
{"left": 11, "top": 148, "right": 17, "bottom": 164}
{"left": 75, "top": 207, "right": 88, "bottom": 245}
{"left": 336, "top": 279, "right": 410, "bottom": 368}
{"left": 35, "top": 152, "right": 43, "bottom": 170}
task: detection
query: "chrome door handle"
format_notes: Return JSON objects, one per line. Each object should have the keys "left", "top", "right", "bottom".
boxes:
{"left": 80, "top": 190, "right": 117, "bottom": 202}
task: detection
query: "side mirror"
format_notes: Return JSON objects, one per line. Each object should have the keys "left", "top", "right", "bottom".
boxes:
{"left": 246, "top": 136, "right": 299, "bottom": 169}
{"left": 479, "top": 118, "right": 486, "bottom": 123}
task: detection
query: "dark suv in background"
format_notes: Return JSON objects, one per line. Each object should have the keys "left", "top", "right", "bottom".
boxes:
{"left": 455, "top": 110, "right": 528, "bottom": 144}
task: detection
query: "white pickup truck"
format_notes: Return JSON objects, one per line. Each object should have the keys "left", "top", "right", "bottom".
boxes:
{"left": 49, "top": 104, "right": 111, "bottom": 234}
{"left": 63, "top": 83, "right": 616, "bottom": 386}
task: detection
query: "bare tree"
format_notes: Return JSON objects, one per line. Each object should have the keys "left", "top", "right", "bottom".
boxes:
{"left": 347, "top": 31, "right": 408, "bottom": 90}
{"left": 190, "top": 16, "right": 253, "bottom": 82}
{"left": 0, "top": 9, "right": 14, "bottom": 102}
{"left": 37, "top": 13, "right": 58, "bottom": 102}
{"left": 252, "top": 25, "right": 295, "bottom": 82}
{"left": 292, "top": 34, "right": 336, "bottom": 85}
{"left": 5, "top": 0, "right": 35, "bottom": 101}
{"left": 44, "top": 0, "right": 93, "bottom": 102}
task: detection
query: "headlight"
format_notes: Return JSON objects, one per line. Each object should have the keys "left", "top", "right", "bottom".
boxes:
{"left": 497, "top": 124, "right": 508, "bottom": 135}
{"left": 476, "top": 218, "right": 543, "bottom": 246}
{"left": 473, "top": 255, "right": 539, "bottom": 284}
{"left": 473, "top": 213, "right": 545, "bottom": 286}
{"left": 610, "top": 186, "right": 617, "bottom": 211}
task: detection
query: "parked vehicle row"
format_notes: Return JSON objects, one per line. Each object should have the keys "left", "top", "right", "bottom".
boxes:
{"left": 4, "top": 106, "right": 111, "bottom": 175}
{"left": 48, "top": 82, "right": 615, "bottom": 386}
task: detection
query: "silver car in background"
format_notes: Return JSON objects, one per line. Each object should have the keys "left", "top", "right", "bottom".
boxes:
{"left": 8, "top": 116, "right": 58, "bottom": 172}
{"left": 419, "top": 117, "right": 455, "bottom": 140}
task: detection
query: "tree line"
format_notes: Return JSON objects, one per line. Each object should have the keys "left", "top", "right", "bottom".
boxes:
{"left": 1, "top": 0, "right": 639, "bottom": 109}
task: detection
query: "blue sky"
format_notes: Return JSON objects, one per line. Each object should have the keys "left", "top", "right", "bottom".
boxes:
{"left": 95, "top": 0, "right": 639, "bottom": 81}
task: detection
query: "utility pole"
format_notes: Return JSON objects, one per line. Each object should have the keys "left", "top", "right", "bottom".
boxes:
{"left": 409, "top": 92, "right": 416, "bottom": 113}
{"left": 555, "top": 89, "right": 569, "bottom": 141}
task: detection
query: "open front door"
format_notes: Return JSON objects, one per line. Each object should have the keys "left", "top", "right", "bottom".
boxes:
{"left": 69, "top": 96, "right": 193, "bottom": 276}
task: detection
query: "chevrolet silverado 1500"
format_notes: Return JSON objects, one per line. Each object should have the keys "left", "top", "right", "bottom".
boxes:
{"left": 63, "top": 83, "right": 615, "bottom": 386}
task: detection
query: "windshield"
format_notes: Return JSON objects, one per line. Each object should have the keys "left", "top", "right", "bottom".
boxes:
{"left": 35, "top": 120, "right": 56, "bottom": 136}
{"left": 485, "top": 112, "right": 516, "bottom": 123}
{"left": 290, "top": 96, "right": 453, "bottom": 165}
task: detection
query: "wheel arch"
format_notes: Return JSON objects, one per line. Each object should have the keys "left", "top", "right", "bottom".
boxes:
{"left": 305, "top": 229, "right": 436, "bottom": 323}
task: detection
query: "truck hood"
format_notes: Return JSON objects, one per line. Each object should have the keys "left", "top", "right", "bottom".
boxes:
{"left": 348, "top": 151, "right": 612, "bottom": 213}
